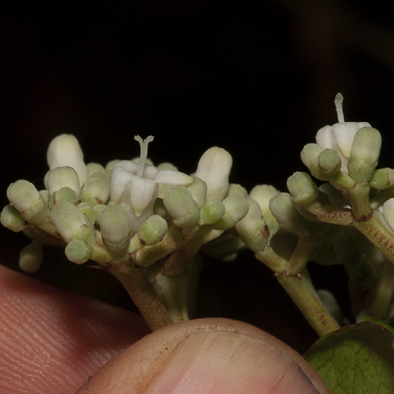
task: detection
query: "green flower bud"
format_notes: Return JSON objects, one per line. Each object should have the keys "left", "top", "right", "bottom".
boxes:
{"left": 199, "top": 200, "right": 225, "bottom": 225}
{"left": 86, "top": 162, "right": 107, "bottom": 177}
{"left": 286, "top": 172, "right": 319, "bottom": 207}
{"left": 348, "top": 127, "right": 382, "bottom": 182}
{"left": 370, "top": 168, "right": 394, "bottom": 190}
{"left": 19, "top": 240, "right": 43, "bottom": 273}
{"left": 163, "top": 186, "right": 200, "bottom": 229}
{"left": 186, "top": 176, "right": 207, "bottom": 207}
{"left": 318, "top": 149, "right": 341, "bottom": 176}
{"left": 99, "top": 205, "right": 132, "bottom": 253}
{"left": 1, "top": 204, "right": 25, "bottom": 232}
{"left": 269, "top": 193, "right": 311, "bottom": 238}
{"left": 81, "top": 174, "right": 110, "bottom": 205}
{"left": 301, "top": 143, "right": 323, "bottom": 173}
{"left": 65, "top": 239, "right": 91, "bottom": 264}
{"left": 215, "top": 194, "right": 249, "bottom": 230}
{"left": 235, "top": 197, "right": 267, "bottom": 252}
{"left": 77, "top": 202, "right": 98, "bottom": 224}
{"left": 195, "top": 147, "right": 232, "bottom": 201}
{"left": 48, "top": 187, "right": 78, "bottom": 209}
{"left": 50, "top": 201, "right": 92, "bottom": 243}
{"left": 138, "top": 215, "right": 168, "bottom": 246}
{"left": 105, "top": 159, "right": 120, "bottom": 172}
{"left": 45, "top": 166, "right": 81, "bottom": 196}
{"left": 6, "top": 180, "right": 47, "bottom": 224}
{"left": 301, "top": 144, "right": 342, "bottom": 180}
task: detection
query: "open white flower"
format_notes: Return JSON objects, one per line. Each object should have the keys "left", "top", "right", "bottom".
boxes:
{"left": 109, "top": 135, "right": 193, "bottom": 217}
{"left": 315, "top": 93, "right": 370, "bottom": 172}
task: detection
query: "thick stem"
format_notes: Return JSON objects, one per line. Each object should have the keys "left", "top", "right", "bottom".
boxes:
{"left": 276, "top": 270, "right": 340, "bottom": 337}
{"left": 353, "top": 210, "right": 394, "bottom": 266}
{"left": 110, "top": 267, "right": 174, "bottom": 331}
{"left": 369, "top": 259, "right": 394, "bottom": 320}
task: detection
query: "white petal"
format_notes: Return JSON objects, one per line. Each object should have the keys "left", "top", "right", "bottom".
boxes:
{"left": 129, "top": 176, "right": 157, "bottom": 216}
{"left": 109, "top": 164, "right": 134, "bottom": 203}
{"left": 315, "top": 126, "right": 334, "bottom": 150}
{"left": 331, "top": 123, "right": 360, "bottom": 158}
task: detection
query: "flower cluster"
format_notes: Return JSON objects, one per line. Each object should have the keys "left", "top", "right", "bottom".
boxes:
{"left": 3, "top": 93, "right": 394, "bottom": 336}
{"left": 1, "top": 134, "right": 252, "bottom": 273}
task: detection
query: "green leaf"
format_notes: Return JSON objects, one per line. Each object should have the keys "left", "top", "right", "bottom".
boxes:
{"left": 304, "top": 321, "right": 394, "bottom": 393}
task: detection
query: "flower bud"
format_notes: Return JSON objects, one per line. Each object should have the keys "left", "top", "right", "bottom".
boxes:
{"left": 81, "top": 173, "right": 110, "bottom": 205}
{"left": 235, "top": 197, "right": 267, "bottom": 252}
{"left": 6, "top": 180, "right": 47, "bottom": 224}
{"left": 199, "top": 200, "right": 226, "bottom": 225}
{"left": 317, "top": 149, "right": 341, "bottom": 177}
{"left": 50, "top": 200, "right": 92, "bottom": 243}
{"left": 269, "top": 193, "right": 311, "bottom": 238}
{"left": 250, "top": 185, "right": 280, "bottom": 238}
{"left": 19, "top": 239, "right": 43, "bottom": 273}
{"left": 99, "top": 205, "right": 132, "bottom": 253}
{"left": 370, "top": 168, "right": 394, "bottom": 190}
{"left": 227, "top": 184, "right": 248, "bottom": 197}
{"left": 163, "top": 186, "right": 200, "bottom": 229}
{"left": 48, "top": 187, "right": 79, "bottom": 209}
{"left": 65, "top": 239, "right": 92, "bottom": 264}
{"left": 77, "top": 202, "right": 98, "bottom": 224}
{"left": 186, "top": 176, "right": 207, "bottom": 207}
{"left": 45, "top": 166, "right": 81, "bottom": 196}
{"left": 215, "top": 194, "right": 249, "bottom": 230}
{"left": 348, "top": 127, "right": 382, "bottom": 183}
{"left": 47, "top": 134, "right": 88, "bottom": 185}
{"left": 138, "top": 215, "right": 168, "bottom": 246}
{"left": 195, "top": 147, "right": 232, "bottom": 201}
{"left": 286, "top": 172, "right": 319, "bottom": 207}
{"left": 87, "top": 162, "right": 107, "bottom": 177}
{"left": 1, "top": 204, "right": 25, "bottom": 232}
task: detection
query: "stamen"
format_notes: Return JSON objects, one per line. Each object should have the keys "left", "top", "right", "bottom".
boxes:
{"left": 134, "top": 135, "right": 154, "bottom": 177}
{"left": 335, "top": 93, "right": 345, "bottom": 123}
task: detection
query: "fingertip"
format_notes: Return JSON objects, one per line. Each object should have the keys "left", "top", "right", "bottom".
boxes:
{"left": 78, "top": 318, "right": 329, "bottom": 394}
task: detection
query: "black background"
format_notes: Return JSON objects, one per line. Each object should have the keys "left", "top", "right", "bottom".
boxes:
{"left": 2, "top": 0, "right": 394, "bottom": 352}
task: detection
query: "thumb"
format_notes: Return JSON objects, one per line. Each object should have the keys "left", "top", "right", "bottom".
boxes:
{"left": 78, "top": 318, "right": 329, "bottom": 393}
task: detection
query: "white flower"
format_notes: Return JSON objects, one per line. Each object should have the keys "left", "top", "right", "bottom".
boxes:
{"left": 47, "top": 134, "right": 88, "bottom": 186}
{"left": 315, "top": 93, "right": 370, "bottom": 172}
{"left": 109, "top": 135, "right": 193, "bottom": 217}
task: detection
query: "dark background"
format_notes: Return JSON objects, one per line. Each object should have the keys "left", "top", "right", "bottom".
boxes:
{"left": 1, "top": 0, "right": 394, "bottom": 352}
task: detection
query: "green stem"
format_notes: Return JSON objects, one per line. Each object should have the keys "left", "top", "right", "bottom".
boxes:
{"left": 110, "top": 266, "right": 174, "bottom": 331}
{"left": 256, "top": 244, "right": 340, "bottom": 336}
{"left": 348, "top": 182, "right": 372, "bottom": 221}
{"left": 287, "top": 237, "right": 318, "bottom": 275}
{"left": 148, "top": 255, "right": 202, "bottom": 323}
{"left": 276, "top": 269, "right": 340, "bottom": 337}
{"left": 353, "top": 210, "right": 394, "bottom": 266}
{"left": 369, "top": 259, "right": 394, "bottom": 320}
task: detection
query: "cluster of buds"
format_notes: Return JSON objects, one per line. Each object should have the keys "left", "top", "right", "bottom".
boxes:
{"left": 3, "top": 93, "right": 394, "bottom": 335}
{"left": 1, "top": 134, "right": 255, "bottom": 275}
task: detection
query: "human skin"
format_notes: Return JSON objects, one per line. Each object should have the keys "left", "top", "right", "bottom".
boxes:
{"left": 0, "top": 265, "right": 149, "bottom": 393}
{"left": 0, "top": 265, "right": 329, "bottom": 393}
